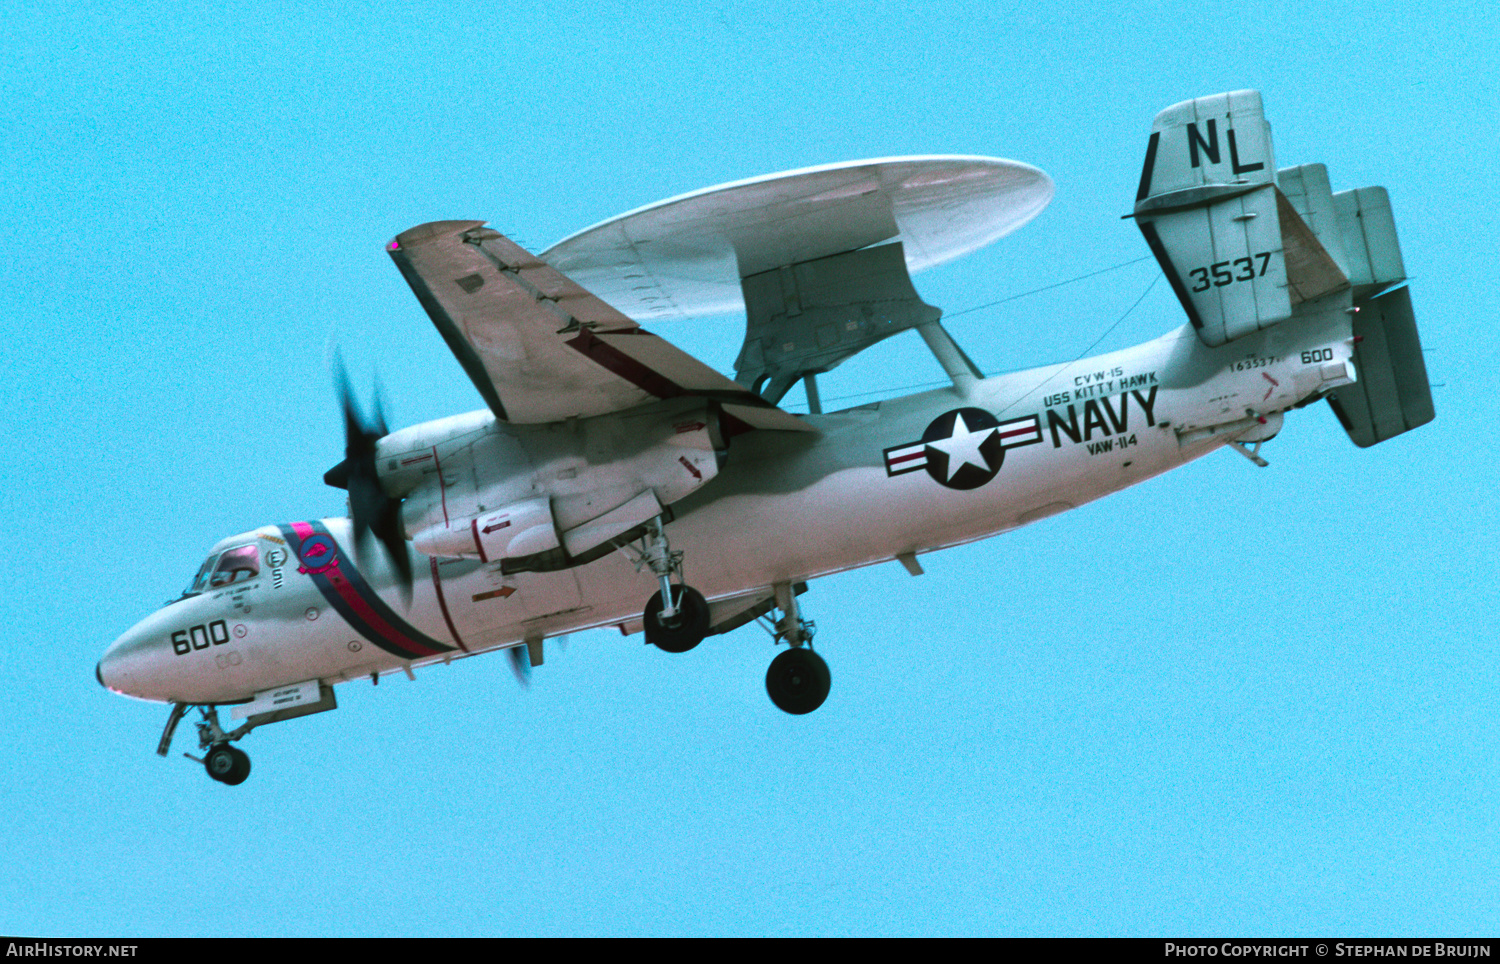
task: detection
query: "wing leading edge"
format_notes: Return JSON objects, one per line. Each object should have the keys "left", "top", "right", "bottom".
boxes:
{"left": 388, "top": 220, "right": 812, "bottom": 432}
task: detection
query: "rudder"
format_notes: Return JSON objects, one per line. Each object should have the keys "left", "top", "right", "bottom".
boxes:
{"left": 1328, "top": 285, "right": 1434, "bottom": 447}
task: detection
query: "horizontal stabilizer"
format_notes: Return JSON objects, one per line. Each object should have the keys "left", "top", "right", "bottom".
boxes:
{"left": 1328, "top": 286, "right": 1434, "bottom": 447}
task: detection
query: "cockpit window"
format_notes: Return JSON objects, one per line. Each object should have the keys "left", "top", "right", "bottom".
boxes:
{"left": 182, "top": 545, "right": 261, "bottom": 597}
{"left": 183, "top": 556, "right": 216, "bottom": 598}
{"left": 211, "top": 545, "right": 260, "bottom": 587}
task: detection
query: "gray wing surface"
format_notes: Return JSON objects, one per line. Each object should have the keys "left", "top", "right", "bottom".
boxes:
{"left": 388, "top": 220, "right": 810, "bottom": 431}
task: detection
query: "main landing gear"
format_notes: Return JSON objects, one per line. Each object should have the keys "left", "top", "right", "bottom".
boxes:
{"left": 645, "top": 584, "right": 710, "bottom": 653}
{"left": 634, "top": 517, "right": 710, "bottom": 654}
{"left": 158, "top": 703, "right": 253, "bottom": 786}
{"left": 762, "top": 581, "right": 830, "bottom": 715}
{"left": 629, "top": 522, "right": 832, "bottom": 714}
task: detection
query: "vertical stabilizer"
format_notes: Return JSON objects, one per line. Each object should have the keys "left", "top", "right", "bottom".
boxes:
{"left": 1137, "top": 91, "right": 1432, "bottom": 448}
{"left": 1328, "top": 286, "right": 1434, "bottom": 447}
{"left": 1134, "top": 90, "right": 1291, "bottom": 347}
{"left": 1333, "top": 186, "right": 1407, "bottom": 301}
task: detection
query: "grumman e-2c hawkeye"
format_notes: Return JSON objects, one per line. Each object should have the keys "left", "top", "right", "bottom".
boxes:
{"left": 99, "top": 91, "right": 1433, "bottom": 785}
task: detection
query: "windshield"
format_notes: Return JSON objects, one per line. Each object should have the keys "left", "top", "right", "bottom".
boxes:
{"left": 182, "top": 545, "right": 261, "bottom": 598}
{"left": 182, "top": 556, "right": 216, "bottom": 598}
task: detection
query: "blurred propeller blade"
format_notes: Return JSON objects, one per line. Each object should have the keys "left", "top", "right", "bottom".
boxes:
{"left": 326, "top": 353, "right": 413, "bottom": 600}
{"left": 507, "top": 646, "right": 531, "bottom": 688}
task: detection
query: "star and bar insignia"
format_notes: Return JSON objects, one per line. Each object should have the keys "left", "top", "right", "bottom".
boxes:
{"left": 883, "top": 408, "right": 1042, "bottom": 490}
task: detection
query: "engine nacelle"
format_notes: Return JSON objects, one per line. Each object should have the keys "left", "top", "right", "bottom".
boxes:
{"left": 411, "top": 497, "right": 561, "bottom": 562}
{"left": 391, "top": 399, "right": 726, "bottom": 566}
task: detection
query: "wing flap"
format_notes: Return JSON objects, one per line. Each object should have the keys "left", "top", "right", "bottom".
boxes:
{"left": 571, "top": 329, "right": 814, "bottom": 432}
{"left": 390, "top": 220, "right": 812, "bottom": 430}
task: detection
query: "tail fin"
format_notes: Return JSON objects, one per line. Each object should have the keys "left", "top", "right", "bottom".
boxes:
{"left": 1281, "top": 166, "right": 1432, "bottom": 446}
{"left": 1135, "top": 90, "right": 1434, "bottom": 447}
{"left": 1329, "top": 285, "right": 1435, "bottom": 447}
{"left": 1134, "top": 90, "right": 1299, "bottom": 347}
{"left": 1304, "top": 178, "right": 1432, "bottom": 445}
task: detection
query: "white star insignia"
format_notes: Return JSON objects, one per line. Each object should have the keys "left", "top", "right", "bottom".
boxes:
{"left": 925, "top": 412, "right": 996, "bottom": 482}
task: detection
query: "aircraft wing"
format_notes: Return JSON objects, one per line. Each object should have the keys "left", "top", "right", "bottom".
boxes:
{"left": 388, "top": 220, "right": 812, "bottom": 431}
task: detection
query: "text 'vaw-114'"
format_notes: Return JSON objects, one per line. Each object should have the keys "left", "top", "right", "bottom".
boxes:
{"left": 100, "top": 91, "right": 1432, "bottom": 785}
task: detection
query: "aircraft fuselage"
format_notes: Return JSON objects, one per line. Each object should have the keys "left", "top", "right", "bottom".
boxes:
{"left": 99, "top": 304, "right": 1355, "bottom": 707}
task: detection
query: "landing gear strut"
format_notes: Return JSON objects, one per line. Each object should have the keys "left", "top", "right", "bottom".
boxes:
{"left": 633, "top": 517, "right": 710, "bottom": 653}
{"left": 156, "top": 684, "right": 333, "bottom": 784}
{"left": 763, "top": 582, "right": 831, "bottom": 715}
{"left": 160, "top": 703, "right": 255, "bottom": 786}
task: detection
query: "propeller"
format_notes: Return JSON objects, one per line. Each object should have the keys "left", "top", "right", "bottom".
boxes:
{"left": 506, "top": 646, "right": 531, "bottom": 688}
{"left": 324, "top": 356, "right": 413, "bottom": 598}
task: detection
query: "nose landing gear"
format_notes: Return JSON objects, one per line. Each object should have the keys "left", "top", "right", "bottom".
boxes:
{"left": 203, "top": 743, "right": 252, "bottom": 786}
{"left": 186, "top": 705, "right": 254, "bottom": 785}
{"left": 154, "top": 683, "right": 336, "bottom": 785}
{"left": 157, "top": 703, "right": 255, "bottom": 786}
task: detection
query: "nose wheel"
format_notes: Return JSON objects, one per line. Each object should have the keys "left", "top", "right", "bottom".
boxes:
{"left": 158, "top": 704, "right": 257, "bottom": 786}
{"left": 204, "top": 744, "right": 252, "bottom": 785}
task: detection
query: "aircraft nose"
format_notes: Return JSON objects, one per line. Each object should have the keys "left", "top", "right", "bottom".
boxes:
{"left": 98, "top": 620, "right": 162, "bottom": 699}
{"left": 100, "top": 604, "right": 209, "bottom": 702}
{"left": 97, "top": 638, "right": 129, "bottom": 694}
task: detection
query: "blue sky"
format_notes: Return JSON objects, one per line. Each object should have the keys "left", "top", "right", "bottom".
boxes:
{"left": 3, "top": 0, "right": 1497, "bottom": 936}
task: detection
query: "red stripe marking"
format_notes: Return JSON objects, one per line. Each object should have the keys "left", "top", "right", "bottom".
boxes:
{"left": 888, "top": 451, "right": 926, "bottom": 465}
{"left": 471, "top": 518, "right": 488, "bottom": 563}
{"left": 429, "top": 557, "right": 469, "bottom": 652}
{"left": 565, "top": 328, "right": 681, "bottom": 399}
{"left": 293, "top": 521, "right": 440, "bottom": 658}
{"left": 433, "top": 446, "right": 448, "bottom": 527}
{"left": 998, "top": 426, "right": 1038, "bottom": 440}
{"left": 323, "top": 566, "right": 442, "bottom": 658}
